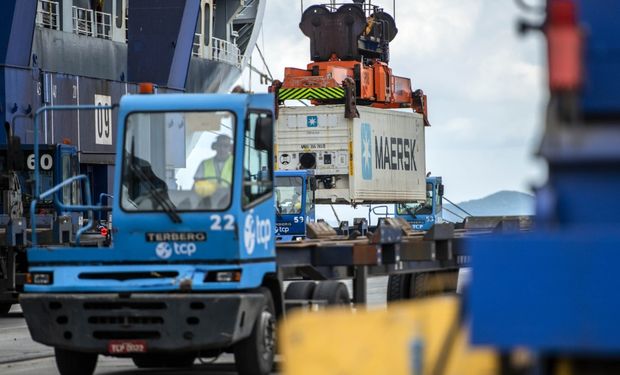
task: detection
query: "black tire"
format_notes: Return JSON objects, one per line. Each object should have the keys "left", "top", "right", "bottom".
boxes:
{"left": 387, "top": 273, "right": 412, "bottom": 302}
{"left": 132, "top": 353, "right": 195, "bottom": 368}
{"left": 234, "top": 288, "right": 276, "bottom": 375}
{"left": 54, "top": 348, "right": 98, "bottom": 375}
{"left": 0, "top": 303, "right": 12, "bottom": 315}
{"left": 409, "top": 272, "right": 429, "bottom": 299}
{"left": 409, "top": 271, "right": 459, "bottom": 299}
{"left": 284, "top": 281, "right": 316, "bottom": 300}
{"left": 312, "top": 281, "right": 350, "bottom": 306}
{"left": 442, "top": 270, "right": 459, "bottom": 293}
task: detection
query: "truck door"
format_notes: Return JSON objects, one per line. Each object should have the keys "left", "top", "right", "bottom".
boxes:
{"left": 55, "top": 144, "right": 81, "bottom": 206}
{"left": 239, "top": 109, "right": 275, "bottom": 259}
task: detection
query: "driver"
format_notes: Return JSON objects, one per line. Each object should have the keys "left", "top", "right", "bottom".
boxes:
{"left": 291, "top": 191, "right": 302, "bottom": 214}
{"left": 193, "top": 134, "right": 233, "bottom": 196}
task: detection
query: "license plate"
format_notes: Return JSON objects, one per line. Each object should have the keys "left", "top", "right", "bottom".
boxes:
{"left": 108, "top": 340, "right": 147, "bottom": 354}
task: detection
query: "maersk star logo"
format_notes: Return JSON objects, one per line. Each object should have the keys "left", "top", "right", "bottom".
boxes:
{"left": 307, "top": 115, "right": 318, "bottom": 128}
{"left": 361, "top": 123, "right": 372, "bottom": 180}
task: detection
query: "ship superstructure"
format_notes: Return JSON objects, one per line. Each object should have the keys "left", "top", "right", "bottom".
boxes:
{"left": 1, "top": 0, "right": 265, "bottom": 199}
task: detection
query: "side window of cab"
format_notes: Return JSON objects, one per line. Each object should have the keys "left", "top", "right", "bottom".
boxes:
{"left": 243, "top": 111, "right": 273, "bottom": 207}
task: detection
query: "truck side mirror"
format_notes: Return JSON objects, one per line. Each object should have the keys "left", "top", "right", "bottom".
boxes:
{"left": 309, "top": 177, "right": 317, "bottom": 191}
{"left": 4, "top": 122, "right": 24, "bottom": 171}
{"left": 438, "top": 184, "right": 444, "bottom": 196}
{"left": 254, "top": 115, "right": 273, "bottom": 151}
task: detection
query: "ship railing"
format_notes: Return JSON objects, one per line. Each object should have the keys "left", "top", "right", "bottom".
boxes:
{"left": 211, "top": 37, "right": 242, "bottom": 68}
{"left": 72, "top": 6, "right": 112, "bottom": 40}
{"left": 124, "top": 7, "right": 129, "bottom": 43}
{"left": 94, "top": 11, "right": 112, "bottom": 40}
{"left": 72, "top": 6, "right": 93, "bottom": 36}
{"left": 325, "top": 0, "right": 381, "bottom": 17}
{"left": 191, "top": 35, "right": 242, "bottom": 68}
{"left": 36, "top": 0, "right": 60, "bottom": 30}
{"left": 193, "top": 33, "right": 202, "bottom": 57}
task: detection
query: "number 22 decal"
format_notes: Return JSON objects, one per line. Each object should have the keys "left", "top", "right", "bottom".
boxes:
{"left": 210, "top": 215, "right": 235, "bottom": 230}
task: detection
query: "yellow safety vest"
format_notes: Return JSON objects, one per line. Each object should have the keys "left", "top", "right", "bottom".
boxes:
{"left": 202, "top": 157, "right": 233, "bottom": 184}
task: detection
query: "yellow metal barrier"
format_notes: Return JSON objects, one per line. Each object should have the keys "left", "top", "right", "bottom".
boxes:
{"left": 280, "top": 297, "right": 497, "bottom": 375}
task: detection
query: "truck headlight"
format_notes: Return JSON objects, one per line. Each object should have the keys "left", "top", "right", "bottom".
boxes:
{"left": 205, "top": 270, "right": 242, "bottom": 282}
{"left": 26, "top": 272, "right": 54, "bottom": 285}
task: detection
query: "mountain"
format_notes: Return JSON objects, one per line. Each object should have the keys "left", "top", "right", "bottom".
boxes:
{"left": 443, "top": 190, "right": 535, "bottom": 222}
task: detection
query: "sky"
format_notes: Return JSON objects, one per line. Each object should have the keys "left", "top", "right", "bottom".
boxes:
{"left": 235, "top": 0, "right": 549, "bottom": 204}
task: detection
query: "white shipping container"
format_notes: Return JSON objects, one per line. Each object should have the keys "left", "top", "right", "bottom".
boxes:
{"left": 276, "top": 105, "right": 426, "bottom": 204}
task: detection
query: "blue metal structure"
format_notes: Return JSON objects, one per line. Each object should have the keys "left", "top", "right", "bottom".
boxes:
{"left": 275, "top": 170, "right": 316, "bottom": 241}
{"left": 469, "top": 0, "right": 620, "bottom": 363}
{"left": 0, "top": 143, "right": 78, "bottom": 213}
{"left": 0, "top": 141, "right": 80, "bottom": 310}
{"left": 395, "top": 176, "right": 443, "bottom": 231}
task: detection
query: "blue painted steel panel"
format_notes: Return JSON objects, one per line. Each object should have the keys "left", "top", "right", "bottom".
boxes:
{"left": 0, "top": 2, "right": 17, "bottom": 64}
{"left": 577, "top": 0, "right": 620, "bottom": 116}
{"left": 0, "top": 70, "right": 5, "bottom": 144}
{"left": 169, "top": 0, "right": 200, "bottom": 89}
{"left": 469, "top": 229, "right": 620, "bottom": 353}
{"left": 4, "top": 67, "right": 39, "bottom": 144}
{"left": 548, "top": 167, "right": 620, "bottom": 225}
{"left": 24, "top": 262, "right": 275, "bottom": 293}
{"left": 4, "top": 0, "right": 37, "bottom": 67}
{"left": 1, "top": 1, "right": 37, "bottom": 66}
{"left": 128, "top": 0, "right": 196, "bottom": 87}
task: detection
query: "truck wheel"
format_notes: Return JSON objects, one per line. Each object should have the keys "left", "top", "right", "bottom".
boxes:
{"left": 387, "top": 274, "right": 412, "bottom": 302}
{"left": 132, "top": 353, "right": 195, "bottom": 368}
{"left": 55, "top": 348, "right": 98, "bottom": 375}
{"left": 409, "top": 272, "right": 430, "bottom": 298}
{"left": 0, "top": 303, "right": 11, "bottom": 315}
{"left": 234, "top": 288, "right": 276, "bottom": 375}
{"left": 409, "top": 271, "right": 459, "bottom": 298}
{"left": 284, "top": 281, "right": 316, "bottom": 300}
{"left": 312, "top": 281, "right": 350, "bottom": 306}
{"left": 440, "top": 270, "right": 459, "bottom": 293}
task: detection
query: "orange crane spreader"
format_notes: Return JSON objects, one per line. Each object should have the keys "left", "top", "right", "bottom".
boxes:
{"left": 270, "top": 1, "right": 429, "bottom": 125}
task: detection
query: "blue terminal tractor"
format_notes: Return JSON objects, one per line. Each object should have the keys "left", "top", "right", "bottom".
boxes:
{"left": 395, "top": 176, "right": 443, "bottom": 231}
{"left": 274, "top": 170, "right": 316, "bottom": 241}
{"left": 20, "top": 93, "right": 280, "bottom": 375}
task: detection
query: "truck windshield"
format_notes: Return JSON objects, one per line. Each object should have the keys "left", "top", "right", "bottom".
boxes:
{"left": 397, "top": 182, "right": 433, "bottom": 215}
{"left": 275, "top": 176, "right": 303, "bottom": 215}
{"left": 121, "top": 111, "right": 235, "bottom": 212}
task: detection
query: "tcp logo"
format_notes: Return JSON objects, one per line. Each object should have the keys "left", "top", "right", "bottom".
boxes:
{"left": 244, "top": 211, "right": 272, "bottom": 255}
{"left": 361, "top": 123, "right": 373, "bottom": 180}
{"left": 155, "top": 242, "right": 172, "bottom": 259}
{"left": 155, "top": 242, "right": 197, "bottom": 259}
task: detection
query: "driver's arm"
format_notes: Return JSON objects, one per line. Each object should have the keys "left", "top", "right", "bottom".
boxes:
{"left": 193, "top": 160, "right": 206, "bottom": 181}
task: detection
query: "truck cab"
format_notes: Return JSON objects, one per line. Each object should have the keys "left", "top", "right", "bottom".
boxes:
{"left": 395, "top": 176, "right": 444, "bottom": 231}
{"left": 0, "top": 143, "right": 80, "bottom": 217}
{"left": 20, "top": 93, "right": 280, "bottom": 375}
{"left": 0, "top": 143, "right": 82, "bottom": 312}
{"left": 274, "top": 170, "right": 316, "bottom": 241}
